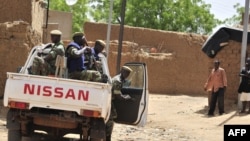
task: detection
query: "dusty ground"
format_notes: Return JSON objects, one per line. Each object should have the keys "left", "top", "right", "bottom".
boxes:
{"left": 0, "top": 94, "right": 249, "bottom": 141}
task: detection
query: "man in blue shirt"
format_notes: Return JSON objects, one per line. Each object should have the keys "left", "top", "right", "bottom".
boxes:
{"left": 65, "top": 32, "right": 106, "bottom": 82}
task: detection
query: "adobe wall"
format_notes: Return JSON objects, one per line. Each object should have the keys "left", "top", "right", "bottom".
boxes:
{"left": 0, "top": 21, "right": 41, "bottom": 98}
{"left": 0, "top": 0, "right": 32, "bottom": 24}
{"left": 0, "top": 0, "right": 45, "bottom": 36}
{"left": 0, "top": 1, "right": 86, "bottom": 43}
{"left": 84, "top": 22, "right": 249, "bottom": 101}
{"left": 31, "top": 0, "right": 46, "bottom": 36}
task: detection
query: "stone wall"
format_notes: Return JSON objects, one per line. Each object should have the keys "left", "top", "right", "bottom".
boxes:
{"left": 84, "top": 22, "right": 250, "bottom": 100}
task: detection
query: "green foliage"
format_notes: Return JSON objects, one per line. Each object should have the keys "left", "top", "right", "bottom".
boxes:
{"left": 222, "top": 3, "right": 244, "bottom": 26}
{"left": 49, "top": 0, "right": 229, "bottom": 34}
{"left": 89, "top": 0, "right": 218, "bottom": 34}
{"left": 49, "top": 0, "right": 89, "bottom": 33}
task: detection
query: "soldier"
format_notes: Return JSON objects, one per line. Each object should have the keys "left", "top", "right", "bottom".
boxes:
{"left": 65, "top": 32, "right": 107, "bottom": 82}
{"left": 92, "top": 39, "right": 106, "bottom": 58}
{"left": 84, "top": 39, "right": 106, "bottom": 71}
{"left": 31, "top": 30, "right": 65, "bottom": 76}
{"left": 106, "top": 66, "right": 133, "bottom": 141}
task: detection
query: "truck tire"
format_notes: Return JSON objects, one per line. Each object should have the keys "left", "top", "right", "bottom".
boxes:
{"left": 8, "top": 129, "right": 21, "bottom": 141}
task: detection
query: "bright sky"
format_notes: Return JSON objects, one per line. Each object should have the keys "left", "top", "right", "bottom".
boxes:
{"left": 203, "top": 0, "right": 245, "bottom": 20}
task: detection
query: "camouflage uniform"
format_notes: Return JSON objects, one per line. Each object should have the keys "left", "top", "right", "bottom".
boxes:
{"left": 106, "top": 66, "right": 132, "bottom": 140}
{"left": 106, "top": 74, "right": 131, "bottom": 140}
{"left": 68, "top": 70, "right": 102, "bottom": 82}
{"left": 84, "top": 40, "right": 106, "bottom": 73}
{"left": 31, "top": 42, "right": 65, "bottom": 75}
{"left": 105, "top": 75, "right": 120, "bottom": 140}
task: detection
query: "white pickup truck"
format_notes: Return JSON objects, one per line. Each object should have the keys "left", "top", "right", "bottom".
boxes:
{"left": 3, "top": 44, "right": 149, "bottom": 141}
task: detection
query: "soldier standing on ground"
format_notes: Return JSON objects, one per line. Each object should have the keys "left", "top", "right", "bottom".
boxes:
{"left": 31, "top": 30, "right": 65, "bottom": 76}
{"left": 106, "top": 66, "right": 133, "bottom": 141}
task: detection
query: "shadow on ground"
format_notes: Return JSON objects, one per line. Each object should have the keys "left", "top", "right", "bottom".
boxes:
{"left": 195, "top": 98, "right": 239, "bottom": 115}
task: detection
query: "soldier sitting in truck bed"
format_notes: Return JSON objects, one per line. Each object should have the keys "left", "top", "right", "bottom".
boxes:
{"left": 31, "top": 30, "right": 65, "bottom": 76}
{"left": 84, "top": 39, "right": 106, "bottom": 73}
{"left": 65, "top": 32, "right": 107, "bottom": 82}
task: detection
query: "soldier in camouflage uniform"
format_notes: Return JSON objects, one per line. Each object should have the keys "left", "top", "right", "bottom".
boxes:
{"left": 65, "top": 32, "right": 107, "bottom": 82}
{"left": 31, "top": 30, "right": 65, "bottom": 76}
{"left": 106, "top": 66, "right": 133, "bottom": 141}
{"left": 84, "top": 39, "right": 106, "bottom": 72}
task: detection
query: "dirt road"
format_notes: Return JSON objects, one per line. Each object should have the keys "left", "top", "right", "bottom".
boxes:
{"left": 0, "top": 94, "right": 249, "bottom": 141}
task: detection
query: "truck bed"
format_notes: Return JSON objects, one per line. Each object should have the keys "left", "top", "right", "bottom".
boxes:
{"left": 4, "top": 72, "right": 112, "bottom": 118}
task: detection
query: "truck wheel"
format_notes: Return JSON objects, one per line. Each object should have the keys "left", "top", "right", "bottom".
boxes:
{"left": 8, "top": 129, "right": 21, "bottom": 141}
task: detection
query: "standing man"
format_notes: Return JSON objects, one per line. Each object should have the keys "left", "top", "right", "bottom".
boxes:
{"left": 238, "top": 57, "right": 250, "bottom": 114}
{"left": 204, "top": 60, "right": 227, "bottom": 116}
{"left": 106, "top": 65, "right": 133, "bottom": 141}
{"left": 65, "top": 32, "right": 106, "bottom": 82}
{"left": 31, "top": 30, "right": 65, "bottom": 76}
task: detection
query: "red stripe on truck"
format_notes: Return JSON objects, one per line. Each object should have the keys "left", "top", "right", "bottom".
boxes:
{"left": 23, "top": 84, "right": 89, "bottom": 101}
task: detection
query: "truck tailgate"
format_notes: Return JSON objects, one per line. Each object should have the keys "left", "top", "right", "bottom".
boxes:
{"left": 4, "top": 72, "right": 112, "bottom": 118}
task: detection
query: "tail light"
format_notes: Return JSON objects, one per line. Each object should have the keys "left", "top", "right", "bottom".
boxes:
{"left": 80, "top": 109, "right": 100, "bottom": 117}
{"left": 9, "top": 101, "right": 29, "bottom": 109}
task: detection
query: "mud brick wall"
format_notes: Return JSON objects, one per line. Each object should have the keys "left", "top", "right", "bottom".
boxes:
{"left": 84, "top": 22, "right": 248, "bottom": 101}
{"left": 0, "top": 21, "right": 41, "bottom": 98}
{"left": 0, "top": 0, "right": 32, "bottom": 24}
{"left": 0, "top": 0, "right": 45, "bottom": 36}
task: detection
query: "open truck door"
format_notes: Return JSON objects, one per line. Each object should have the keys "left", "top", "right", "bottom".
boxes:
{"left": 113, "top": 62, "right": 149, "bottom": 127}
